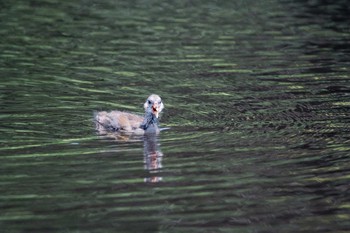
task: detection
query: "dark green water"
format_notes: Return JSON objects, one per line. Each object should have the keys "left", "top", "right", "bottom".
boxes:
{"left": 1, "top": 0, "right": 349, "bottom": 232}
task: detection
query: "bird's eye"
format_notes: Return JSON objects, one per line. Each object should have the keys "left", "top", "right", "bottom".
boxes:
{"left": 158, "top": 101, "right": 162, "bottom": 104}
{"left": 148, "top": 100, "right": 152, "bottom": 105}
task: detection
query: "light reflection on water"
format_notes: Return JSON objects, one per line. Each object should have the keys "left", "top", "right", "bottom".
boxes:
{"left": 0, "top": 0, "right": 350, "bottom": 232}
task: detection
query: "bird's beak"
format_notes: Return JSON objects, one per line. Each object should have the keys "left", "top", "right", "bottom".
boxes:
{"left": 152, "top": 103, "right": 160, "bottom": 118}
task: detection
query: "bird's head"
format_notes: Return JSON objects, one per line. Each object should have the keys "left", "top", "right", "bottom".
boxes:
{"left": 144, "top": 94, "right": 164, "bottom": 118}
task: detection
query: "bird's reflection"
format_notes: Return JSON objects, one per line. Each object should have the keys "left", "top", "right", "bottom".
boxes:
{"left": 96, "top": 130, "right": 164, "bottom": 183}
{"left": 143, "top": 134, "right": 163, "bottom": 183}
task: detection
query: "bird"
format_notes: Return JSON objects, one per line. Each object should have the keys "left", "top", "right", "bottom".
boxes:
{"left": 94, "top": 94, "right": 164, "bottom": 135}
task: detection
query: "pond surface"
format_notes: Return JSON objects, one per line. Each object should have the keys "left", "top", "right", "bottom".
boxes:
{"left": 1, "top": 0, "right": 350, "bottom": 232}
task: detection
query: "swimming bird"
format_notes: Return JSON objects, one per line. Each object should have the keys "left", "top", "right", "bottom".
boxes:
{"left": 94, "top": 94, "right": 164, "bottom": 135}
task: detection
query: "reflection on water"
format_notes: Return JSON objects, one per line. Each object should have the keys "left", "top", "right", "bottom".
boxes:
{"left": 143, "top": 135, "right": 163, "bottom": 183}
{"left": 1, "top": 0, "right": 350, "bottom": 232}
{"left": 95, "top": 128, "right": 164, "bottom": 183}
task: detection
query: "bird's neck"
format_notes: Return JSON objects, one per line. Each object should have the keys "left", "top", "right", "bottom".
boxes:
{"left": 140, "top": 112, "right": 159, "bottom": 130}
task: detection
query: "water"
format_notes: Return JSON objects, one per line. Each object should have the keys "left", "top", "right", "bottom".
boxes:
{"left": 1, "top": 0, "right": 349, "bottom": 232}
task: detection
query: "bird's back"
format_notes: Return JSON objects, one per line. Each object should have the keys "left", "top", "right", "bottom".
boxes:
{"left": 95, "top": 111, "right": 144, "bottom": 133}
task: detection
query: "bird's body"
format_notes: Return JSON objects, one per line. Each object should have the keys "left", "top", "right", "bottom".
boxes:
{"left": 94, "top": 94, "right": 164, "bottom": 135}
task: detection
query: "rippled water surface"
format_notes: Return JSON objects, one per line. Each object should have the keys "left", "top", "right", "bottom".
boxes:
{"left": 1, "top": 0, "right": 350, "bottom": 232}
